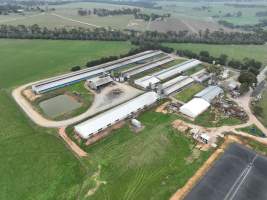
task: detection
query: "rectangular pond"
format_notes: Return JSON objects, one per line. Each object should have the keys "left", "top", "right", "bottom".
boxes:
{"left": 39, "top": 94, "right": 82, "bottom": 118}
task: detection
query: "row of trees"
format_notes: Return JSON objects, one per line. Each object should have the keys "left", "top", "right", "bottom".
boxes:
{"left": 78, "top": 8, "right": 140, "bottom": 17}
{"left": 0, "top": 24, "right": 267, "bottom": 45}
{"left": 134, "top": 13, "right": 171, "bottom": 21}
{"left": 218, "top": 19, "right": 267, "bottom": 31}
{"left": 176, "top": 49, "right": 262, "bottom": 74}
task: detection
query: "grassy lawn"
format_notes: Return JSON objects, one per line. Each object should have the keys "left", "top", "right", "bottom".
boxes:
{"left": 0, "top": 39, "right": 134, "bottom": 88}
{"left": 164, "top": 43, "right": 267, "bottom": 65}
{"left": 254, "top": 89, "right": 267, "bottom": 128}
{"left": 67, "top": 111, "right": 211, "bottom": 200}
{"left": 237, "top": 124, "right": 266, "bottom": 138}
{"left": 0, "top": 39, "right": 134, "bottom": 200}
{"left": 175, "top": 84, "right": 205, "bottom": 103}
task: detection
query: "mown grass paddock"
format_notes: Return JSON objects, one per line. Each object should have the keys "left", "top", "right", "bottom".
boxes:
{"left": 0, "top": 39, "right": 133, "bottom": 88}
{"left": 165, "top": 43, "right": 267, "bottom": 65}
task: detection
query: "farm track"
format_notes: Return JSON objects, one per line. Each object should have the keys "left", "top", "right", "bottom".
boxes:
{"left": 51, "top": 13, "right": 101, "bottom": 28}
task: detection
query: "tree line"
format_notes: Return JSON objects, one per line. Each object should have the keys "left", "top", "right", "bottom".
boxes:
{"left": 218, "top": 19, "right": 267, "bottom": 31}
{"left": 176, "top": 49, "right": 262, "bottom": 74}
{"left": 0, "top": 24, "right": 267, "bottom": 45}
{"left": 134, "top": 12, "right": 171, "bottom": 21}
{"left": 78, "top": 8, "right": 140, "bottom": 17}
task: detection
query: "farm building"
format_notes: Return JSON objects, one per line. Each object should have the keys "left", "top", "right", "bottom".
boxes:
{"left": 161, "top": 76, "right": 194, "bottom": 95}
{"left": 134, "top": 76, "right": 160, "bottom": 89}
{"left": 180, "top": 98, "right": 210, "bottom": 118}
{"left": 194, "top": 86, "right": 223, "bottom": 103}
{"left": 87, "top": 76, "right": 113, "bottom": 90}
{"left": 32, "top": 50, "right": 162, "bottom": 94}
{"left": 122, "top": 56, "right": 174, "bottom": 79}
{"left": 191, "top": 69, "right": 211, "bottom": 83}
{"left": 74, "top": 92, "right": 159, "bottom": 139}
{"left": 153, "top": 59, "right": 202, "bottom": 80}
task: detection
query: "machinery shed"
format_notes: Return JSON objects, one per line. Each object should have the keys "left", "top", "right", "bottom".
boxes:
{"left": 87, "top": 76, "right": 113, "bottom": 90}
{"left": 74, "top": 92, "right": 159, "bottom": 139}
{"left": 194, "top": 86, "right": 223, "bottom": 103}
{"left": 180, "top": 98, "right": 210, "bottom": 118}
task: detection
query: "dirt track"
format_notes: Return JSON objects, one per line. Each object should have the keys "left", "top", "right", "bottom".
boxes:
{"left": 58, "top": 127, "right": 87, "bottom": 157}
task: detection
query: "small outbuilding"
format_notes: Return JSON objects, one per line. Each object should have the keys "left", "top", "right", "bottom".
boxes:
{"left": 87, "top": 75, "right": 113, "bottom": 90}
{"left": 179, "top": 98, "right": 210, "bottom": 118}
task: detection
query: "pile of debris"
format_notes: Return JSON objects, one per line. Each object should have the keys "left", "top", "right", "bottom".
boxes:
{"left": 213, "top": 98, "right": 248, "bottom": 121}
{"left": 165, "top": 102, "right": 183, "bottom": 113}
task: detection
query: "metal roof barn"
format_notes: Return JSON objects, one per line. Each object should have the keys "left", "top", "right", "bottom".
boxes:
{"left": 180, "top": 98, "right": 210, "bottom": 118}
{"left": 163, "top": 77, "right": 194, "bottom": 95}
{"left": 134, "top": 76, "right": 160, "bottom": 89}
{"left": 74, "top": 92, "right": 159, "bottom": 139}
{"left": 161, "top": 75, "right": 188, "bottom": 89}
{"left": 32, "top": 50, "right": 162, "bottom": 94}
{"left": 122, "top": 57, "right": 174, "bottom": 78}
{"left": 194, "top": 86, "right": 223, "bottom": 103}
{"left": 87, "top": 76, "right": 113, "bottom": 90}
{"left": 153, "top": 59, "right": 202, "bottom": 80}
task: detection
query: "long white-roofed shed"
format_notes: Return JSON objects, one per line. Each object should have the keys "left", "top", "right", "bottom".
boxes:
{"left": 74, "top": 92, "right": 159, "bottom": 139}
{"left": 179, "top": 98, "right": 210, "bottom": 118}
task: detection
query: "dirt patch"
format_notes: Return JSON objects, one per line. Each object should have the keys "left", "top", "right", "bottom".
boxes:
{"left": 86, "top": 165, "right": 106, "bottom": 197}
{"left": 155, "top": 102, "right": 169, "bottom": 114}
{"left": 185, "top": 148, "right": 201, "bottom": 165}
{"left": 106, "top": 88, "right": 124, "bottom": 100}
{"left": 23, "top": 89, "right": 41, "bottom": 102}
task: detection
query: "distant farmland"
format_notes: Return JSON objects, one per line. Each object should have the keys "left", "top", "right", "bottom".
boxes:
{"left": 165, "top": 43, "right": 267, "bottom": 64}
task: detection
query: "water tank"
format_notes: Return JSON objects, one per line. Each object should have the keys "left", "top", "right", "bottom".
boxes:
{"left": 131, "top": 119, "right": 142, "bottom": 128}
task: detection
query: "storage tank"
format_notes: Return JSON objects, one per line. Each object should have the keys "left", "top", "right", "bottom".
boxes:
{"left": 131, "top": 119, "right": 142, "bottom": 128}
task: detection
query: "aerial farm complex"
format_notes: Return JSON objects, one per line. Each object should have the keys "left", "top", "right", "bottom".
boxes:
{"left": 13, "top": 48, "right": 267, "bottom": 200}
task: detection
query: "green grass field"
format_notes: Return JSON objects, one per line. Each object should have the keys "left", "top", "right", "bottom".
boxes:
{"left": 0, "top": 39, "right": 134, "bottom": 200}
{"left": 254, "top": 89, "right": 267, "bottom": 127}
{"left": 67, "top": 111, "right": 211, "bottom": 200}
{"left": 165, "top": 43, "right": 267, "bottom": 65}
{"left": 0, "top": 39, "right": 133, "bottom": 88}
{"left": 237, "top": 124, "right": 265, "bottom": 138}
{"left": 175, "top": 84, "right": 204, "bottom": 102}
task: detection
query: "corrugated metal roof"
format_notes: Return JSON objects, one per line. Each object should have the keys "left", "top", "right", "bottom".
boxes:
{"left": 88, "top": 76, "right": 113, "bottom": 87}
{"left": 180, "top": 98, "right": 210, "bottom": 118}
{"left": 134, "top": 76, "right": 160, "bottom": 89}
{"left": 161, "top": 75, "right": 188, "bottom": 89}
{"left": 74, "top": 92, "right": 159, "bottom": 139}
{"left": 32, "top": 50, "right": 162, "bottom": 93}
{"left": 154, "top": 59, "right": 202, "bottom": 80}
{"left": 163, "top": 77, "right": 194, "bottom": 95}
{"left": 123, "top": 57, "right": 174, "bottom": 77}
{"left": 194, "top": 86, "right": 223, "bottom": 103}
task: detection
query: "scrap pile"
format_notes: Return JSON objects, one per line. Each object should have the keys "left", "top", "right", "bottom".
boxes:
{"left": 213, "top": 98, "right": 248, "bottom": 121}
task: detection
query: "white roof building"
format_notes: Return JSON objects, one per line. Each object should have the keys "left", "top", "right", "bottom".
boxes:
{"left": 74, "top": 92, "right": 159, "bottom": 139}
{"left": 194, "top": 86, "right": 223, "bottom": 103}
{"left": 87, "top": 76, "right": 113, "bottom": 89}
{"left": 180, "top": 98, "right": 210, "bottom": 118}
{"left": 134, "top": 76, "right": 160, "bottom": 89}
